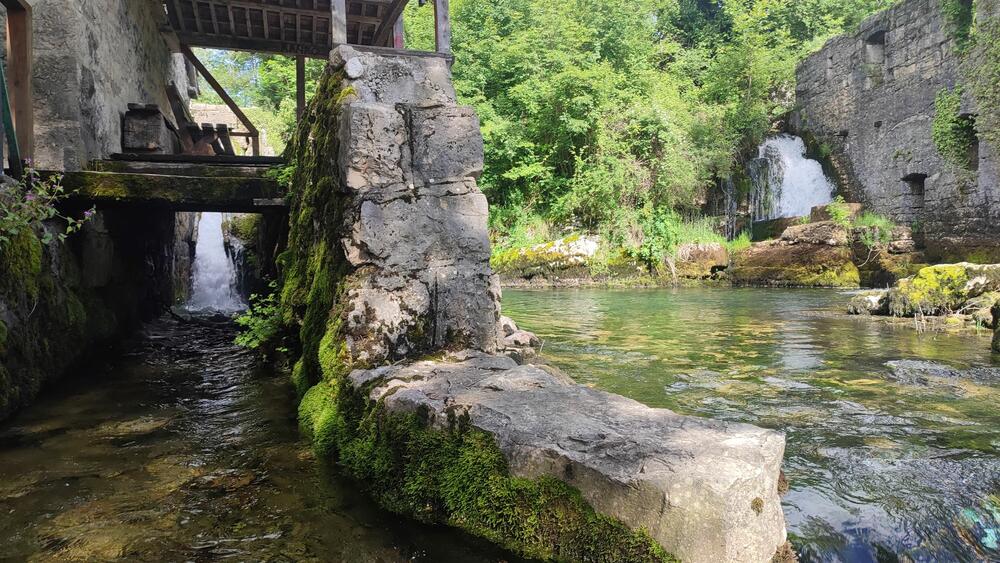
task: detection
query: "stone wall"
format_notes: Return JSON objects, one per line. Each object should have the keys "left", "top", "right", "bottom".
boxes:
{"left": 0, "top": 0, "right": 192, "bottom": 171}
{"left": 0, "top": 205, "right": 178, "bottom": 421}
{"left": 793, "top": 0, "right": 1000, "bottom": 261}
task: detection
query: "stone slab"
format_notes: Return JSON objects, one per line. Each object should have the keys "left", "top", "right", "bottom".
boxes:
{"left": 350, "top": 354, "right": 788, "bottom": 563}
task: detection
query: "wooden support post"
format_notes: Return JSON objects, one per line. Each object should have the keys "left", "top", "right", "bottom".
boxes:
{"left": 295, "top": 56, "right": 306, "bottom": 118}
{"left": 372, "top": 0, "right": 408, "bottom": 48}
{"left": 331, "top": 0, "right": 347, "bottom": 44}
{"left": 180, "top": 45, "right": 261, "bottom": 156}
{"left": 393, "top": 17, "right": 405, "bottom": 50}
{"left": 434, "top": 0, "right": 451, "bottom": 54}
{"left": 2, "top": 0, "right": 33, "bottom": 164}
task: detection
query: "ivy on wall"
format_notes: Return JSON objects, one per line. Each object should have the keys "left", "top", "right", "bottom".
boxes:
{"left": 966, "top": 10, "right": 1000, "bottom": 154}
{"left": 932, "top": 87, "right": 977, "bottom": 172}
{"left": 939, "top": 0, "right": 976, "bottom": 51}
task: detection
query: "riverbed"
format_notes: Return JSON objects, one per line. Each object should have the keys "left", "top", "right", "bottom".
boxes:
{"left": 504, "top": 287, "right": 1000, "bottom": 562}
{"left": 0, "top": 318, "right": 520, "bottom": 562}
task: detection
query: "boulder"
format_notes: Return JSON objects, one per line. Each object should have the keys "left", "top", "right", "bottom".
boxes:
{"left": 674, "top": 243, "right": 729, "bottom": 279}
{"left": 499, "top": 315, "right": 518, "bottom": 337}
{"left": 847, "top": 290, "right": 889, "bottom": 315}
{"left": 350, "top": 353, "right": 789, "bottom": 563}
{"left": 779, "top": 221, "right": 849, "bottom": 246}
{"left": 491, "top": 235, "right": 600, "bottom": 279}
{"left": 888, "top": 263, "right": 1000, "bottom": 317}
{"left": 810, "top": 203, "right": 863, "bottom": 223}
{"left": 967, "top": 292, "right": 1000, "bottom": 329}
{"left": 729, "top": 240, "right": 860, "bottom": 288}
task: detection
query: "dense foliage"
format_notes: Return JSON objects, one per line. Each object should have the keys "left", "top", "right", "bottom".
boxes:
{"left": 199, "top": 0, "right": 894, "bottom": 255}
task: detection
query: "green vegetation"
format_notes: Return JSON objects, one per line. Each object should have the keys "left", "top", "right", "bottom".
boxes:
{"left": 853, "top": 211, "right": 896, "bottom": 249}
{"left": 1, "top": 171, "right": 94, "bottom": 247}
{"left": 826, "top": 196, "right": 854, "bottom": 228}
{"left": 234, "top": 282, "right": 285, "bottom": 352}
{"left": 940, "top": 0, "right": 975, "bottom": 51}
{"left": 966, "top": 9, "right": 1000, "bottom": 155}
{"left": 888, "top": 264, "right": 974, "bottom": 316}
{"left": 298, "top": 378, "right": 676, "bottom": 562}
{"left": 932, "top": 86, "right": 977, "bottom": 173}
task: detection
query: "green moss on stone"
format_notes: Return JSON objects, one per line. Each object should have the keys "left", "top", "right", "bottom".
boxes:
{"left": 932, "top": 87, "right": 977, "bottom": 175}
{"left": 0, "top": 229, "right": 44, "bottom": 301}
{"left": 299, "top": 378, "right": 675, "bottom": 562}
{"left": 888, "top": 264, "right": 971, "bottom": 316}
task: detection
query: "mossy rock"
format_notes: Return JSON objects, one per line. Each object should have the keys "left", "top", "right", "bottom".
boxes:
{"left": 887, "top": 264, "right": 1000, "bottom": 317}
{"left": 0, "top": 229, "right": 44, "bottom": 301}
{"left": 729, "top": 242, "right": 860, "bottom": 288}
{"left": 298, "top": 378, "right": 676, "bottom": 563}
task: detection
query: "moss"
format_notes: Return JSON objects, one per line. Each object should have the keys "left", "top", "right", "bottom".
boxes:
{"left": 887, "top": 264, "right": 971, "bottom": 316}
{"left": 940, "top": 0, "right": 975, "bottom": 51}
{"left": 300, "top": 378, "right": 676, "bottom": 562}
{"left": 225, "top": 214, "right": 260, "bottom": 242}
{"left": 932, "top": 86, "right": 977, "bottom": 175}
{"left": 0, "top": 229, "right": 43, "bottom": 301}
{"left": 0, "top": 319, "right": 7, "bottom": 353}
{"left": 60, "top": 171, "right": 282, "bottom": 205}
{"left": 966, "top": 12, "right": 1000, "bottom": 155}
{"left": 730, "top": 244, "right": 861, "bottom": 288}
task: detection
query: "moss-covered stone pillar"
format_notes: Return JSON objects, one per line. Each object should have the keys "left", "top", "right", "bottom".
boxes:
{"left": 280, "top": 46, "right": 501, "bottom": 392}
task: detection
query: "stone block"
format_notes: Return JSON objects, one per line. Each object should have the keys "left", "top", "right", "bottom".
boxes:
{"left": 339, "top": 47, "right": 457, "bottom": 106}
{"left": 123, "top": 104, "right": 175, "bottom": 154}
{"left": 340, "top": 103, "right": 409, "bottom": 191}
{"left": 409, "top": 105, "right": 485, "bottom": 183}
{"left": 351, "top": 355, "right": 789, "bottom": 563}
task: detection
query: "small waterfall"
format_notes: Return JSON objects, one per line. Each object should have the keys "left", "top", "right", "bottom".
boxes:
{"left": 721, "top": 176, "right": 739, "bottom": 240}
{"left": 747, "top": 134, "right": 834, "bottom": 222}
{"left": 186, "top": 212, "right": 245, "bottom": 314}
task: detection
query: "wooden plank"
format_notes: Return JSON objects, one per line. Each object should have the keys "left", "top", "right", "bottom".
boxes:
{"left": 90, "top": 159, "right": 275, "bottom": 178}
{"left": 175, "top": 30, "right": 332, "bottom": 56}
{"left": 434, "top": 0, "right": 450, "bottom": 54}
{"left": 110, "top": 153, "right": 284, "bottom": 165}
{"left": 3, "top": 0, "right": 32, "bottom": 163}
{"left": 371, "top": 0, "right": 407, "bottom": 47}
{"left": 180, "top": 45, "right": 261, "bottom": 157}
{"left": 331, "top": 0, "right": 347, "bottom": 44}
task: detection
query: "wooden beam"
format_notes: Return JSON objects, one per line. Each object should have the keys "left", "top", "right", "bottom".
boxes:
{"left": 392, "top": 14, "right": 405, "bottom": 49}
{"left": 434, "top": 0, "right": 450, "bottom": 55}
{"left": 331, "top": 0, "right": 347, "bottom": 44}
{"left": 2, "top": 0, "right": 33, "bottom": 163}
{"left": 296, "top": 56, "right": 306, "bottom": 118}
{"left": 175, "top": 30, "right": 331, "bottom": 57}
{"left": 180, "top": 45, "right": 261, "bottom": 156}
{"left": 372, "top": 0, "right": 408, "bottom": 48}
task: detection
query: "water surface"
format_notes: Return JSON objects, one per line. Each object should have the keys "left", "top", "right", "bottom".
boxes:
{"left": 0, "top": 319, "right": 519, "bottom": 562}
{"left": 504, "top": 287, "right": 1000, "bottom": 562}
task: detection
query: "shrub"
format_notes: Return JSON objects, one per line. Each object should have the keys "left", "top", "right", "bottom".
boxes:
{"left": 0, "top": 169, "right": 94, "bottom": 246}
{"left": 725, "top": 231, "right": 753, "bottom": 254}
{"left": 235, "top": 282, "right": 285, "bottom": 352}
{"left": 932, "top": 87, "right": 977, "bottom": 173}
{"left": 853, "top": 211, "right": 895, "bottom": 249}
{"left": 826, "top": 196, "right": 853, "bottom": 228}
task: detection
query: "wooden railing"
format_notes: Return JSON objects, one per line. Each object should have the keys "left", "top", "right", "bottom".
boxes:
{"left": 1, "top": 0, "right": 32, "bottom": 178}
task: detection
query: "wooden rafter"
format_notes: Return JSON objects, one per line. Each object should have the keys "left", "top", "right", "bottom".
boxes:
{"left": 371, "top": 0, "right": 408, "bottom": 48}
{"left": 180, "top": 45, "right": 261, "bottom": 156}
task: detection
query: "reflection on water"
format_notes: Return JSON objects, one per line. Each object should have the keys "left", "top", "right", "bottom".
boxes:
{"left": 0, "top": 319, "right": 519, "bottom": 562}
{"left": 504, "top": 288, "right": 1000, "bottom": 562}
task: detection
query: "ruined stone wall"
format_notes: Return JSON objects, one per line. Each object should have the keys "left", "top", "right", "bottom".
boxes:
{"left": 0, "top": 0, "right": 191, "bottom": 171}
{"left": 0, "top": 206, "right": 178, "bottom": 421}
{"left": 793, "top": 0, "right": 1000, "bottom": 261}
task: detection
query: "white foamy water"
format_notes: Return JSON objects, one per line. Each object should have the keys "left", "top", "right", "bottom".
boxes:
{"left": 186, "top": 212, "right": 245, "bottom": 313}
{"left": 748, "top": 134, "right": 835, "bottom": 221}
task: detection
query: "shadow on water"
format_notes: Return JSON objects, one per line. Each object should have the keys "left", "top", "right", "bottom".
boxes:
{"left": 504, "top": 287, "right": 1000, "bottom": 563}
{"left": 0, "top": 318, "right": 524, "bottom": 562}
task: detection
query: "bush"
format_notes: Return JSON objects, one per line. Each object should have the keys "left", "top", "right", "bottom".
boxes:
{"left": 826, "top": 196, "right": 853, "bottom": 228}
{"left": 932, "top": 87, "right": 977, "bottom": 173}
{"left": 0, "top": 169, "right": 94, "bottom": 246}
{"left": 853, "top": 211, "right": 895, "bottom": 249}
{"left": 235, "top": 282, "right": 285, "bottom": 352}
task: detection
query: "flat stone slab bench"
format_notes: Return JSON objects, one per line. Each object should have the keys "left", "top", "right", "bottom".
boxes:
{"left": 350, "top": 353, "right": 788, "bottom": 562}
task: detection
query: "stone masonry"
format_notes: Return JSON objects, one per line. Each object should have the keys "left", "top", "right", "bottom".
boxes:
{"left": 316, "top": 46, "right": 789, "bottom": 562}
{"left": 793, "top": 0, "right": 1000, "bottom": 261}
{"left": 0, "top": 0, "right": 192, "bottom": 171}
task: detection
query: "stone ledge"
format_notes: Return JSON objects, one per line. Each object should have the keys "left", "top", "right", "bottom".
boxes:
{"left": 350, "top": 353, "right": 788, "bottom": 563}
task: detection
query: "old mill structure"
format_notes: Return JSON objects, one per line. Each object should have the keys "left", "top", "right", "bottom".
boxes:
{"left": 0, "top": 1, "right": 789, "bottom": 561}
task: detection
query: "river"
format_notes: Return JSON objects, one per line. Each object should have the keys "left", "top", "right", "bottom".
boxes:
{"left": 0, "top": 318, "right": 520, "bottom": 562}
{"left": 1, "top": 288, "right": 997, "bottom": 562}
{"left": 504, "top": 287, "right": 1000, "bottom": 562}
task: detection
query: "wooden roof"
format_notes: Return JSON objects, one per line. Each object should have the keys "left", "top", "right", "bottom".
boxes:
{"left": 163, "top": 0, "right": 409, "bottom": 57}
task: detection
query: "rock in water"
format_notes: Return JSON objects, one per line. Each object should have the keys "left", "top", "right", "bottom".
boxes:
{"left": 847, "top": 290, "right": 889, "bottom": 315}
{"left": 674, "top": 243, "right": 729, "bottom": 280}
{"left": 351, "top": 353, "right": 789, "bottom": 563}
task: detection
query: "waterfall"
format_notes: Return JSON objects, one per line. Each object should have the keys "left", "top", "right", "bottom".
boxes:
{"left": 721, "top": 176, "right": 739, "bottom": 240}
{"left": 747, "top": 134, "right": 834, "bottom": 222}
{"left": 186, "top": 212, "right": 245, "bottom": 314}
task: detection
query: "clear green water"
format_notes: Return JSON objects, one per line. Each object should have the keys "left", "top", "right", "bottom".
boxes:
{"left": 0, "top": 319, "right": 521, "bottom": 562}
{"left": 503, "top": 287, "right": 1000, "bottom": 562}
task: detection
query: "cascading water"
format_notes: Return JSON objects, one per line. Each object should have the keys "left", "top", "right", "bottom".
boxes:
{"left": 186, "top": 212, "right": 245, "bottom": 314}
{"left": 747, "top": 134, "right": 835, "bottom": 222}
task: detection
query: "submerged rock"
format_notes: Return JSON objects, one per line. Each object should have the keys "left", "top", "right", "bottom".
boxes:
{"left": 349, "top": 353, "right": 789, "bottom": 563}
{"left": 885, "top": 360, "right": 1000, "bottom": 386}
{"left": 847, "top": 290, "right": 889, "bottom": 315}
